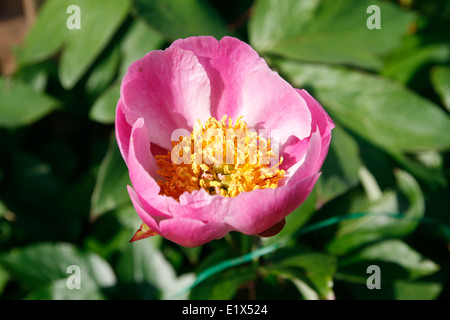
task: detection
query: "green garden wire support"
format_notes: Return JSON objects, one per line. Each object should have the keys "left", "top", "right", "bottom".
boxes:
{"left": 170, "top": 211, "right": 449, "bottom": 299}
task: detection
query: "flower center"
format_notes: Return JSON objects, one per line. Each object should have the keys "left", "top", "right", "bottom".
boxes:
{"left": 155, "top": 116, "right": 285, "bottom": 200}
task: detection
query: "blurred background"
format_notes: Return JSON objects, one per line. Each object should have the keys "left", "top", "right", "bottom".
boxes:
{"left": 0, "top": 0, "right": 449, "bottom": 300}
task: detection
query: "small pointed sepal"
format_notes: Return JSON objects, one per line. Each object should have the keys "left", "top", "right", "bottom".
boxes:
{"left": 129, "top": 223, "right": 158, "bottom": 242}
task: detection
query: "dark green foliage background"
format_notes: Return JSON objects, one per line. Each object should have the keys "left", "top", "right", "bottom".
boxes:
{"left": 0, "top": 0, "right": 449, "bottom": 300}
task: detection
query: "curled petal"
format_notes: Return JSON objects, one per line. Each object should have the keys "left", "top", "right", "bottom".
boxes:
{"left": 127, "top": 118, "right": 174, "bottom": 218}
{"left": 297, "top": 89, "right": 335, "bottom": 137}
{"left": 115, "top": 99, "right": 132, "bottom": 164}
{"left": 282, "top": 90, "right": 335, "bottom": 181}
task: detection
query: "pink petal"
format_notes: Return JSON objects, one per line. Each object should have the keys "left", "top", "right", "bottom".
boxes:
{"left": 279, "top": 135, "right": 309, "bottom": 173}
{"left": 297, "top": 89, "right": 335, "bottom": 137}
{"left": 225, "top": 173, "right": 320, "bottom": 235}
{"left": 286, "top": 130, "right": 323, "bottom": 184}
{"left": 115, "top": 99, "right": 132, "bottom": 164}
{"left": 284, "top": 90, "right": 334, "bottom": 182}
{"left": 175, "top": 188, "right": 231, "bottom": 222}
{"left": 128, "top": 118, "right": 161, "bottom": 187}
{"left": 158, "top": 218, "right": 230, "bottom": 248}
{"left": 127, "top": 118, "right": 174, "bottom": 218}
{"left": 171, "top": 36, "right": 269, "bottom": 120}
{"left": 120, "top": 45, "right": 211, "bottom": 150}
{"left": 281, "top": 89, "right": 334, "bottom": 178}
{"left": 128, "top": 186, "right": 230, "bottom": 247}
{"left": 128, "top": 186, "right": 165, "bottom": 232}
{"left": 297, "top": 89, "right": 334, "bottom": 173}
{"left": 240, "top": 69, "right": 312, "bottom": 147}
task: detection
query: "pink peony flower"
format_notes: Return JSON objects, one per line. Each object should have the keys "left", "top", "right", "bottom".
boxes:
{"left": 116, "top": 36, "right": 334, "bottom": 247}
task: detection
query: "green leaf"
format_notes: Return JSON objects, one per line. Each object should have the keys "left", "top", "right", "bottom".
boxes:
{"left": 0, "top": 243, "right": 116, "bottom": 290}
{"left": 18, "top": 0, "right": 68, "bottom": 64}
{"left": 24, "top": 279, "right": 105, "bottom": 300}
{"left": 395, "top": 169, "right": 425, "bottom": 226}
{"left": 119, "top": 19, "right": 164, "bottom": 77}
{"left": 388, "top": 150, "right": 446, "bottom": 187}
{"left": 89, "top": 19, "right": 164, "bottom": 124}
{"left": 85, "top": 45, "right": 121, "bottom": 97}
{"left": 84, "top": 205, "right": 143, "bottom": 260}
{"left": 0, "top": 200, "right": 7, "bottom": 219}
{"left": 4, "top": 151, "right": 85, "bottom": 242}
{"left": 179, "top": 244, "right": 257, "bottom": 299}
{"left": 114, "top": 204, "right": 145, "bottom": 231}
{"left": 0, "top": 201, "right": 12, "bottom": 245}
{"left": 318, "top": 126, "right": 361, "bottom": 203}
{"left": 60, "top": 0, "right": 130, "bottom": 89}
{"left": 90, "top": 133, "right": 130, "bottom": 218}
{"left": 290, "top": 278, "right": 320, "bottom": 300}
{"left": 13, "top": 61, "right": 52, "bottom": 92}
{"left": 19, "top": 0, "right": 130, "bottom": 89}
{"left": 326, "top": 170, "right": 425, "bottom": 254}
{"left": 341, "top": 239, "right": 439, "bottom": 280}
{"left": 115, "top": 238, "right": 194, "bottom": 299}
{"left": 358, "top": 166, "right": 382, "bottom": 201}
{"left": 267, "top": 249, "right": 337, "bottom": 299}
{"left": 0, "top": 77, "right": 58, "bottom": 128}
{"left": 89, "top": 82, "right": 120, "bottom": 124}
{"left": 189, "top": 265, "right": 257, "bottom": 300}
{"left": 132, "top": 0, "right": 229, "bottom": 40}
{"left": 262, "top": 188, "right": 317, "bottom": 247}
{"left": 250, "top": 0, "right": 322, "bottom": 52}
{"left": 249, "top": 0, "right": 415, "bottom": 70}
{"left": 279, "top": 61, "right": 450, "bottom": 152}
{"left": 337, "top": 266, "right": 443, "bottom": 300}
{"left": 0, "top": 265, "right": 9, "bottom": 296}
{"left": 382, "top": 38, "right": 450, "bottom": 84}
{"left": 393, "top": 280, "right": 443, "bottom": 300}
{"left": 431, "top": 65, "right": 450, "bottom": 112}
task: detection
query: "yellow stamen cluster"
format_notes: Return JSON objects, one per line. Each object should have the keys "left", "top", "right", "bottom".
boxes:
{"left": 155, "top": 116, "right": 285, "bottom": 200}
